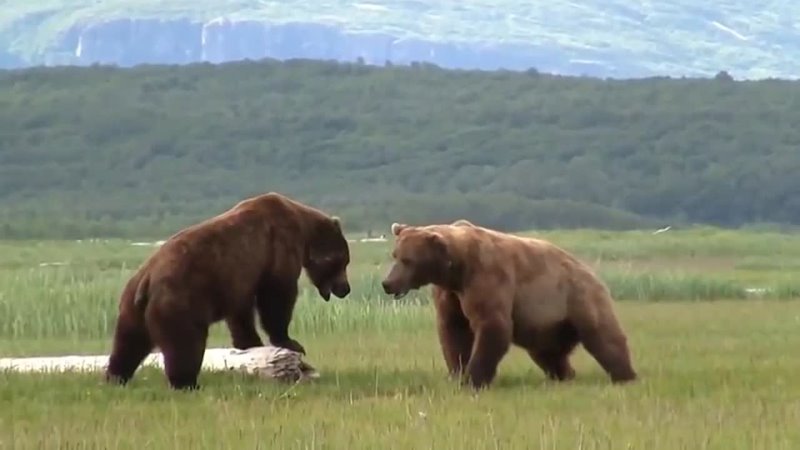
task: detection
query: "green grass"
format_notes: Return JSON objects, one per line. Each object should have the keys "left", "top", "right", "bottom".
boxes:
{"left": 2, "top": 227, "right": 800, "bottom": 448}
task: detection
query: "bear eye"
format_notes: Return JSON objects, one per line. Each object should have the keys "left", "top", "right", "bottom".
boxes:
{"left": 400, "top": 257, "right": 412, "bottom": 266}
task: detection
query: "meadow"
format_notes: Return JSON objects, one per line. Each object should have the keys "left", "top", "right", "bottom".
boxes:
{"left": 1, "top": 226, "right": 800, "bottom": 449}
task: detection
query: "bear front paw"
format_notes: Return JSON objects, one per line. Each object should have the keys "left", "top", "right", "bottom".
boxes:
{"left": 272, "top": 338, "right": 306, "bottom": 355}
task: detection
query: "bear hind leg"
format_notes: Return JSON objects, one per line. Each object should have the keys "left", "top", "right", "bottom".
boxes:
{"left": 149, "top": 316, "right": 209, "bottom": 391}
{"left": 106, "top": 311, "right": 154, "bottom": 385}
{"left": 526, "top": 322, "right": 580, "bottom": 381}
{"left": 159, "top": 329, "right": 208, "bottom": 390}
{"left": 577, "top": 323, "right": 637, "bottom": 383}
{"left": 528, "top": 351, "right": 576, "bottom": 381}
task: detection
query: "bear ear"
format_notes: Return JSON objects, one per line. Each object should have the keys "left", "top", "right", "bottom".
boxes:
{"left": 331, "top": 215, "right": 342, "bottom": 231}
{"left": 391, "top": 222, "right": 408, "bottom": 236}
{"left": 452, "top": 219, "right": 476, "bottom": 227}
{"left": 426, "top": 233, "right": 452, "bottom": 267}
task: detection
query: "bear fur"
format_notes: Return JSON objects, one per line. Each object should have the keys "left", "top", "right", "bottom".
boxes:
{"left": 105, "top": 192, "right": 352, "bottom": 390}
{"left": 380, "top": 220, "right": 636, "bottom": 389}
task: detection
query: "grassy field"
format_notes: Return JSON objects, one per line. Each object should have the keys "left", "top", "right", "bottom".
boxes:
{"left": 1, "top": 226, "right": 800, "bottom": 448}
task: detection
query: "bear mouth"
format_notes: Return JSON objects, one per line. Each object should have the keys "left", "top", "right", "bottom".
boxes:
{"left": 393, "top": 291, "right": 408, "bottom": 300}
{"left": 317, "top": 285, "right": 331, "bottom": 301}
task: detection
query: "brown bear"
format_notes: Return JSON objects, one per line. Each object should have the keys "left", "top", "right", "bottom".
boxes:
{"left": 380, "top": 220, "right": 636, "bottom": 389}
{"left": 105, "top": 192, "right": 351, "bottom": 390}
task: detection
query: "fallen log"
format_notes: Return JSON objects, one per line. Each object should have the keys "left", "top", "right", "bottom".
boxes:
{"left": 0, "top": 346, "right": 319, "bottom": 383}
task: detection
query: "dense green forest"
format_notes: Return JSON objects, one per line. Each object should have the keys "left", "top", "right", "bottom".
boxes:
{"left": 1, "top": 59, "right": 799, "bottom": 239}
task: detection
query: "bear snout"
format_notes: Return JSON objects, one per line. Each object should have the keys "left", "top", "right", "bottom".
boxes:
{"left": 381, "top": 279, "right": 408, "bottom": 298}
{"left": 331, "top": 281, "right": 351, "bottom": 298}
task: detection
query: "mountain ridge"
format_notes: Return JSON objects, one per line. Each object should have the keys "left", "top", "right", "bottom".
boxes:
{"left": 1, "top": 0, "right": 798, "bottom": 79}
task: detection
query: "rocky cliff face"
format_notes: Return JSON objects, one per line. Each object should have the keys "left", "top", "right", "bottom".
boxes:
{"left": 4, "top": 0, "right": 798, "bottom": 79}
{"left": 49, "top": 18, "right": 639, "bottom": 77}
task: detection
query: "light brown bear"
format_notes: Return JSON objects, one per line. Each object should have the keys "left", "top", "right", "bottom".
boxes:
{"left": 381, "top": 219, "right": 637, "bottom": 389}
{"left": 105, "top": 192, "right": 351, "bottom": 390}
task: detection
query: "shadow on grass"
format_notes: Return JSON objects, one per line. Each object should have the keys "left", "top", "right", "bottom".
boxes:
{"left": 198, "top": 365, "right": 626, "bottom": 399}
{"left": 0, "top": 364, "right": 632, "bottom": 406}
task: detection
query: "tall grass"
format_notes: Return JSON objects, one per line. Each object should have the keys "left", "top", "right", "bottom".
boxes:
{"left": 0, "top": 266, "right": 797, "bottom": 342}
{"left": 528, "top": 226, "right": 800, "bottom": 259}
{"left": 1, "top": 227, "right": 800, "bottom": 341}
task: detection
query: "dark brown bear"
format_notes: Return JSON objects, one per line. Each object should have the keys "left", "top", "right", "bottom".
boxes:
{"left": 105, "top": 192, "right": 351, "bottom": 390}
{"left": 381, "top": 220, "right": 637, "bottom": 390}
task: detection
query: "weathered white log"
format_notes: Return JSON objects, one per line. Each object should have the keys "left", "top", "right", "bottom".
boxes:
{"left": 0, "top": 346, "right": 319, "bottom": 383}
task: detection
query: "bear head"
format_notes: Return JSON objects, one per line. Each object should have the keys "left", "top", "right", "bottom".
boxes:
{"left": 381, "top": 222, "right": 461, "bottom": 299}
{"left": 304, "top": 216, "right": 351, "bottom": 301}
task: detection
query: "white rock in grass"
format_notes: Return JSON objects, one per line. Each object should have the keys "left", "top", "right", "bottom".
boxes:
{"left": 0, "top": 346, "right": 319, "bottom": 384}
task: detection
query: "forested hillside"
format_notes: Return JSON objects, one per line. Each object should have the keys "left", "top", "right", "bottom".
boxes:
{"left": 1, "top": 59, "right": 799, "bottom": 239}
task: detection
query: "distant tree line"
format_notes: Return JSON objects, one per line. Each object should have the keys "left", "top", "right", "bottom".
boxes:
{"left": 0, "top": 58, "right": 799, "bottom": 238}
